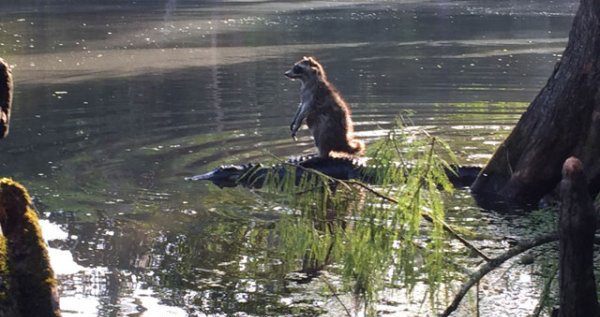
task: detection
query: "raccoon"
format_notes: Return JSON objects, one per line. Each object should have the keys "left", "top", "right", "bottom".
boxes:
{"left": 285, "top": 56, "right": 364, "bottom": 158}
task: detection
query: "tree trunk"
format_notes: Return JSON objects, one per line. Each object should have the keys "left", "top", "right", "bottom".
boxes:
{"left": 471, "top": 0, "right": 600, "bottom": 206}
{"left": 0, "top": 58, "right": 12, "bottom": 139}
{"left": 558, "top": 157, "right": 599, "bottom": 317}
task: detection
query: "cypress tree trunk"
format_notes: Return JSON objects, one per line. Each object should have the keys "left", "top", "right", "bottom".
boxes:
{"left": 0, "top": 58, "right": 12, "bottom": 139}
{"left": 471, "top": 0, "right": 600, "bottom": 206}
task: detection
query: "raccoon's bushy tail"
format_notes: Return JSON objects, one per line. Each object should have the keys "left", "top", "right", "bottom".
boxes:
{"left": 331, "top": 139, "right": 364, "bottom": 157}
{"left": 348, "top": 139, "right": 365, "bottom": 155}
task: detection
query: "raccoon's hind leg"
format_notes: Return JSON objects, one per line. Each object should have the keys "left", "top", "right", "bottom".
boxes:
{"left": 316, "top": 136, "right": 333, "bottom": 158}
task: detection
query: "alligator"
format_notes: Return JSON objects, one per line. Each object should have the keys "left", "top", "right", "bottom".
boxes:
{"left": 186, "top": 155, "right": 482, "bottom": 189}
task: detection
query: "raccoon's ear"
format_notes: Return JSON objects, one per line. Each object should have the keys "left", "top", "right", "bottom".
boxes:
{"left": 310, "top": 65, "right": 324, "bottom": 77}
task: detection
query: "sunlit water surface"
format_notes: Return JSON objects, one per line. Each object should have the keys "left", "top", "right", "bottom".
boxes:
{"left": 0, "top": 0, "right": 577, "bottom": 316}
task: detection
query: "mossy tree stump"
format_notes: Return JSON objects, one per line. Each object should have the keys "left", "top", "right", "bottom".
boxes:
{"left": 557, "top": 158, "right": 600, "bottom": 317}
{"left": 0, "top": 58, "right": 12, "bottom": 139}
{"left": 0, "top": 178, "right": 61, "bottom": 317}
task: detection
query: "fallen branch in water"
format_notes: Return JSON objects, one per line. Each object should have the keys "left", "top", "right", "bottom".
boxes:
{"left": 321, "top": 275, "right": 353, "bottom": 317}
{"left": 439, "top": 232, "right": 559, "bottom": 317}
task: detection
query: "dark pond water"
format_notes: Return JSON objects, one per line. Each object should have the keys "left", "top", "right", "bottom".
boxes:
{"left": 0, "top": 0, "right": 577, "bottom": 316}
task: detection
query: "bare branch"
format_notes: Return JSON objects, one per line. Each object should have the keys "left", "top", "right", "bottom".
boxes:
{"left": 440, "top": 233, "right": 559, "bottom": 317}
{"left": 321, "top": 275, "right": 353, "bottom": 317}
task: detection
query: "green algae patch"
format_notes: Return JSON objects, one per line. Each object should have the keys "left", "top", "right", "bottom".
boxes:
{"left": 0, "top": 178, "right": 60, "bottom": 317}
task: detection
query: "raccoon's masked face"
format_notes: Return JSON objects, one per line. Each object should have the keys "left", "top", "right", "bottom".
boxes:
{"left": 284, "top": 57, "right": 319, "bottom": 81}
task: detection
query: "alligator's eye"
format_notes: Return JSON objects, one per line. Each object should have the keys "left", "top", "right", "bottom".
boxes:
{"left": 293, "top": 65, "right": 303, "bottom": 73}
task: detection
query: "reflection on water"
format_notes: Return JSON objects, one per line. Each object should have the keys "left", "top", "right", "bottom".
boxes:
{"left": 0, "top": 0, "right": 576, "bottom": 316}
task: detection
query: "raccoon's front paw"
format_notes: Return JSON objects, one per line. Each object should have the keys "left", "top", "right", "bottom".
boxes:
{"left": 290, "top": 122, "right": 300, "bottom": 140}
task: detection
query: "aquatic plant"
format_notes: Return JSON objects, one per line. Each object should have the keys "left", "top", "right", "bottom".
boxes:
{"left": 257, "top": 118, "right": 461, "bottom": 315}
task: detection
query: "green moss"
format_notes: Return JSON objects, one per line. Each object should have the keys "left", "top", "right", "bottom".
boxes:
{"left": 0, "top": 178, "right": 60, "bottom": 317}
{"left": 0, "top": 235, "right": 10, "bottom": 298}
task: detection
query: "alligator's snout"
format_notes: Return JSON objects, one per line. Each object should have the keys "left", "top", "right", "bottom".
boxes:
{"left": 185, "top": 170, "right": 217, "bottom": 181}
{"left": 186, "top": 165, "right": 250, "bottom": 188}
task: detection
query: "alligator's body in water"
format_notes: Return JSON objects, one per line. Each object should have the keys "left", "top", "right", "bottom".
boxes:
{"left": 187, "top": 156, "right": 481, "bottom": 189}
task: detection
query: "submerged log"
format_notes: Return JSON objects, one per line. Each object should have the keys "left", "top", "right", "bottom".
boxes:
{"left": 471, "top": 0, "right": 600, "bottom": 207}
{"left": 558, "top": 157, "right": 599, "bottom": 317}
{"left": 0, "top": 178, "right": 61, "bottom": 317}
{"left": 0, "top": 58, "right": 12, "bottom": 139}
{"left": 187, "top": 156, "right": 481, "bottom": 189}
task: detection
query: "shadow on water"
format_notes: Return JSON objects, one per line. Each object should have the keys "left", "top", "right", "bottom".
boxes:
{"left": 0, "top": 0, "right": 578, "bottom": 315}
